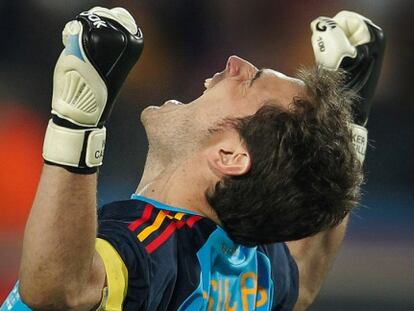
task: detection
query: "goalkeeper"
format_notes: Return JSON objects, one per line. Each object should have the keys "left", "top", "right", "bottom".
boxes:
{"left": 1, "top": 7, "right": 384, "bottom": 311}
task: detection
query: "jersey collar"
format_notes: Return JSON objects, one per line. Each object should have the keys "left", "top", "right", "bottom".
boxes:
{"left": 130, "top": 194, "right": 203, "bottom": 216}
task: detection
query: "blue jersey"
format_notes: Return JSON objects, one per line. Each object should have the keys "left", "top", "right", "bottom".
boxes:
{"left": 96, "top": 195, "right": 299, "bottom": 310}
{"left": 1, "top": 195, "right": 299, "bottom": 310}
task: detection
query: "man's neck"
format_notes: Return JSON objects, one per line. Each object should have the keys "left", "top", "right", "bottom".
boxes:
{"left": 135, "top": 151, "right": 220, "bottom": 224}
{"left": 136, "top": 149, "right": 166, "bottom": 193}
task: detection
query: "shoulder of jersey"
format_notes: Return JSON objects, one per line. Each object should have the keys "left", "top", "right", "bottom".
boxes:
{"left": 99, "top": 199, "right": 216, "bottom": 254}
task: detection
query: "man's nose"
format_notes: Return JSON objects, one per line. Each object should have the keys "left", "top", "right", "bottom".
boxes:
{"left": 226, "top": 55, "right": 258, "bottom": 79}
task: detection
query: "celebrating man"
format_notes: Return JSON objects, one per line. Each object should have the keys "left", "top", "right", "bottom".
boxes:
{"left": 1, "top": 6, "right": 384, "bottom": 311}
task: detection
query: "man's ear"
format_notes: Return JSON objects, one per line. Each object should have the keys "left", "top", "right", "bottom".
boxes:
{"left": 207, "top": 135, "right": 251, "bottom": 177}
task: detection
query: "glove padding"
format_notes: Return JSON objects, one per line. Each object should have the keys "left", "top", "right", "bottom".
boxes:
{"left": 311, "top": 10, "right": 385, "bottom": 126}
{"left": 43, "top": 7, "right": 144, "bottom": 172}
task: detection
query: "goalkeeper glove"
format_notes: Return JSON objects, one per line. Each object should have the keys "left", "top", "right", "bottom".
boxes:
{"left": 311, "top": 11, "right": 385, "bottom": 163}
{"left": 42, "top": 7, "right": 144, "bottom": 173}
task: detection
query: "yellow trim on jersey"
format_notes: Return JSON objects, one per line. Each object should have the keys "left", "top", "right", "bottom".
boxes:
{"left": 138, "top": 210, "right": 168, "bottom": 241}
{"left": 168, "top": 212, "right": 185, "bottom": 220}
{"left": 137, "top": 211, "right": 185, "bottom": 241}
{"left": 95, "top": 238, "right": 128, "bottom": 311}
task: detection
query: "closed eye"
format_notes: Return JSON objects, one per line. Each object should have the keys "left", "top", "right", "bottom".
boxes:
{"left": 250, "top": 68, "right": 264, "bottom": 87}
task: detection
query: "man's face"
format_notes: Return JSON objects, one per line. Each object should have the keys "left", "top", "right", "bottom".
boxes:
{"left": 141, "top": 55, "right": 306, "bottom": 160}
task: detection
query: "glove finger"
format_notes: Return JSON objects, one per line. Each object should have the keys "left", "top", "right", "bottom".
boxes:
{"left": 310, "top": 16, "right": 338, "bottom": 32}
{"left": 110, "top": 7, "right": 138, "bottom": 35}
{"left": 61, "top": 20, "right": 82, "bottom": 47}
{"left": 87, "top": 6, "right": 138, "bottom": 35}
{"left": 311, "top": 17, "right": 357, "bottom": 70}
{"left": 333, "top": 11, "right": 371, "bottom": 46}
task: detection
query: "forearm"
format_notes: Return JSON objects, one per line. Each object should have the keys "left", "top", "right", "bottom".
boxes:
{"left": 19, "top": 164, "right": 102, "bottom": 308}
{"left": 287, "top": 215, "right": 350, "bottom": 310}
{"left": 14, "top": 7, "right": 142, "bottom": 310}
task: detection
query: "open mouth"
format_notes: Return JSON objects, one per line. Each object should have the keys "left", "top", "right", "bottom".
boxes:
{"left": 163, "top": 99, "right": 184, "bottom": 106}
{"left": 204, "top": 78, "right": 212, "bottom": 89}
{"left": 204, "top": 70, "right": 225, "bottom": 91}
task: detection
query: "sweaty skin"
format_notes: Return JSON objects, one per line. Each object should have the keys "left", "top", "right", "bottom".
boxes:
{"left": 19, "top": 56, "right": 349, "bottom": 310}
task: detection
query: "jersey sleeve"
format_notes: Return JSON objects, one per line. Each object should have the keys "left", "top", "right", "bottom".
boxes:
{"left": 262, "top": 242, "right": 299, "bottom": 311}
{"left": 96, "top": 203, "right": 152, "bottom": 310}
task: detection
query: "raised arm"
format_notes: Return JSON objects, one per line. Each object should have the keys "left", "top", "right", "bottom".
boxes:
{"left": 18, "top": 7, "right": 143, "bottom": 310}
{"left": 288, "top": 11, "right": 385, "bottom": 310}
{"left": 19, "top": 166, "right": 104, "bottom": 309}
{"left": 287, "top": 216, "right": 349, "bottom": 310}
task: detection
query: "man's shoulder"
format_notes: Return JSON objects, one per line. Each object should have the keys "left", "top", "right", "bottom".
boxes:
{"left": 98, "top": 199, "right": 217, "bottom": 255}
{"left": 98, "top": 199, "right": 148, "bottom": 220}
{"left": 258, "top": 242, "right": 298, "bottom": 277}
{"left": 96, "top": 199, "right": 219, "bottom": 309}
{"left": 258, "top": 242, "right": 299, "bottom": 309}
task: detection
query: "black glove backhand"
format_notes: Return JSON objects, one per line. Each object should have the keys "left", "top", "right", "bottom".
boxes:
{"left": 338, "top": 19, "right": 385, "bottom": 126}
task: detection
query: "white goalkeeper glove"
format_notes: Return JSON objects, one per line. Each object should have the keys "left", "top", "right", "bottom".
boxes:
{"left": 42, "top": 7, "right": 144, "bottom": 173}
{"left": 311, "top": 11, "right": 385, "bottom": 164}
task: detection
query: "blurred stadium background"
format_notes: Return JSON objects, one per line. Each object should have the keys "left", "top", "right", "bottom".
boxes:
{"left": 0, "top": 0, "right": 413, "bottom": 310}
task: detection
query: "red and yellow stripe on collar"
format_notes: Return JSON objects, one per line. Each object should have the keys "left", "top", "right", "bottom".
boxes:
{"left": 128, "top": 204, "right": 202, "bottom": 253}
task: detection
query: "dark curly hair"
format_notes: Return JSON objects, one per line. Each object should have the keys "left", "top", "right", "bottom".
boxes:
{"left": 206, "top": 67, "right": 363, "bottom": 246}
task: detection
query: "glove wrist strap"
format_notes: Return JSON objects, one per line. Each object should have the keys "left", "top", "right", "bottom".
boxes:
{"left": 42, "top": 119, "right": 106, "bottom": 172}
{"left": 349, "top": 123, "right": 368, "bottom": 164}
